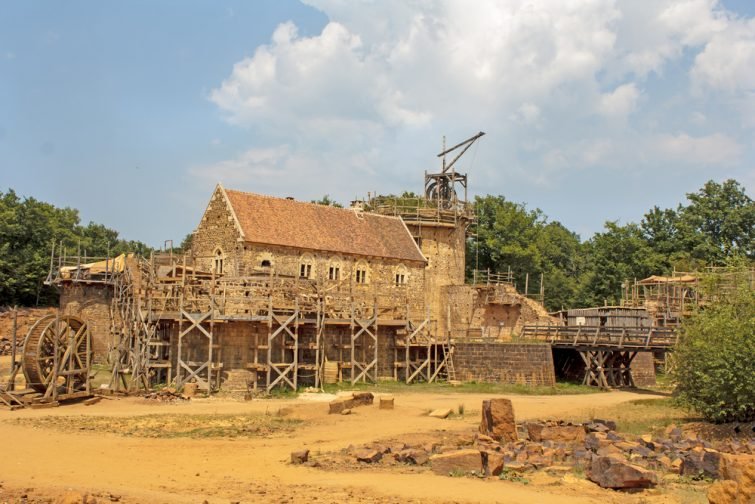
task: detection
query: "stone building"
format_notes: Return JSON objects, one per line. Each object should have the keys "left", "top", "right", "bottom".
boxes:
{"left": 47, "top": 134, "right": 565, "bottom": 393}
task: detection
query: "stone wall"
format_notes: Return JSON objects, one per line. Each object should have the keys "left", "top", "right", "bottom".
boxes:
{"left": 59, "top": 283, "right": 112, "bottom": 363}
{"left": 190, "top": 186, "right": 426, "bottom": 321}
{"left": 446, "top": 284, "right": 557, "bottom": 341}
{"left": 453, "top": 342, "right": 556, "bottom": 386}
{"left": 191, "top": 185, "right": 244, "bottom": 275}
{"left": 632, "top": 352, "right": 657, "bottom": 387}
{"left": 406, "top": 223, "right": 466, "bottom": 335}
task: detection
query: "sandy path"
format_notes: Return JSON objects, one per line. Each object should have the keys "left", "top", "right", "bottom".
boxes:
{"left": 0, "top": 390, "right": 679, "bottom": 503}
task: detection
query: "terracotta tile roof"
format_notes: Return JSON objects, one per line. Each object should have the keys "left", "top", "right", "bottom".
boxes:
{"left": 223, "top": 188, "right": 426, "bottom": 264}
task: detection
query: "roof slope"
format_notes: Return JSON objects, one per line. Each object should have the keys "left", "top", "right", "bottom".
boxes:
{"left": 223, "top": 188, "right": 426, "bottom": 263}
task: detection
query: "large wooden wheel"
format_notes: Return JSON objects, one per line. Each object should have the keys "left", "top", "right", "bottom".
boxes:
{"left": 22, "top": 314, "right": 91, "bottom": 393}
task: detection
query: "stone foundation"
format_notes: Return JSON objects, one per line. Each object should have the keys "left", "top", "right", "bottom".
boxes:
{"left": 453, "top": 342, "right": 556, "bottom": 386}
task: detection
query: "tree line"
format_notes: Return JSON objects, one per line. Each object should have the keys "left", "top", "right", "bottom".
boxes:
{"left": 1, "top": 179, "right": 752, "bottom": 309}
{"left": 0, "top": 189, "right": 153, "bottom": 306}
{"left": 469, "top": 179, "right": 754, "bottom": 311}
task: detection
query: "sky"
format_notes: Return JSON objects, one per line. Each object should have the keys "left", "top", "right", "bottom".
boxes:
{"left": 1, "top": 0, "right": 754, "bottom": 247}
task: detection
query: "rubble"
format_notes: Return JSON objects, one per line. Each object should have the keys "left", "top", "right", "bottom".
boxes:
{"left": 311, "top": 399, "right": 755, "bottom": 495}
{"left": 141, "top": 389, "right": 189, "bottom": 402}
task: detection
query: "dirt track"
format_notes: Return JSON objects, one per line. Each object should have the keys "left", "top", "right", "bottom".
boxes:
{"left": 0, "top": 390, "right": 706, "bottom": 503}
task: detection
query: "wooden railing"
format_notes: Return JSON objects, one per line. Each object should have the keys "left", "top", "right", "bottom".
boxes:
{"left": 520, "top": 324, "right": 677, "bottom": 350}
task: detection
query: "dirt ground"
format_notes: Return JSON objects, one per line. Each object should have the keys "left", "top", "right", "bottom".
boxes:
{"left": 0, "top": 389, "right": 711, "bottom": 504}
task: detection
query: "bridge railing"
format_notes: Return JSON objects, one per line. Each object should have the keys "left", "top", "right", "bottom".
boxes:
{"left": 520, "top": 324, "right": 677, "bottom": 349}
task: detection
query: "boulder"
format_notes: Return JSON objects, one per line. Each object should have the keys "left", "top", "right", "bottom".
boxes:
{"left": 429, "top": 408, "right": 452, "bottom": 419}
{"left": 479, "top": 398, "right": 517, "bottom": 442}
{"left": 681, "top": 449, "right": 722, "bottom": 479}
{"left": 355, "top": 449, "right": 383, "bottom": 463}
{"left": 329, "top": 397, "right": 355, "bottom": 414}
{"left": 290, "top": 449, "right": 310, "bottom": 464}
{"left": 429, "top": 449, "right": 483, "bottom": 476}
{"left": 589, "top": 455, "right": 659, "bottom": 489}
{"left": 352, "top": 392, "right": 374, "bottom": 406}
{"left": 481, "top": 450, "right": 505, "bottom": 476}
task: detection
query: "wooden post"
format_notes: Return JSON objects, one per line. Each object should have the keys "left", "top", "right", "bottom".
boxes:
{"left": 9, "top": 307, "right": 17, "bottom": 391}
{"left": 525, "top": 273, "right": 529, "bottom": 297}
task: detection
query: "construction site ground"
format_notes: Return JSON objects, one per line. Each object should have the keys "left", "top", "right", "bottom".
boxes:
{"left": 0, "top": 374, "right": 712, "bottom": 504}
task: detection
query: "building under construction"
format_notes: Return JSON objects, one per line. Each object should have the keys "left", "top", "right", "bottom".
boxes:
{"left": 13, "top": 133, "right": 558, "bottom": 398}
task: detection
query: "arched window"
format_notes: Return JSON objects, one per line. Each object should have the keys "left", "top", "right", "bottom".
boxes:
{"left": 327, "top": 257, "right": 343, "bottom": 281}
{"left": 261, "top": 259, "right": 271, "bottom": 268}
{"left": 394, "top": 264, "right": 408, "bottom": 285}
{"left": 213, "top": 248, "right": 224, "bottom": 275}
{"left": 299, "top": 253, "right": 315, "bottom": 279}
{"left": 354, "top": 260, "right": 369, "bottom": 285}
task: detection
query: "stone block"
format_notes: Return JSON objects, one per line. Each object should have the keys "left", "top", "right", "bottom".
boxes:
{"left": 479, "top": 398, "right": 517, "bottom": 442}
{"left": 589, "top": 455, "right": 659, "bottom": 489}
{"left": 429, "top": 408, "right": 452, "bottom": 419}
{"left": 430, "top": 449, "right": 483, "bottom": 476}
{"left": 379, "top": 395, "right": 394, "bottom": 409}
{"left": 291, "top": 449, "right": 309, "bottom": 464}
{"left": 355, "top": 449, "right": 383, "bottom": 463}
{"left": 539, "top": 425, "right": 585, "bottom": 444}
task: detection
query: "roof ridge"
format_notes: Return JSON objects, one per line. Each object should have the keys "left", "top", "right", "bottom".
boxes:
{"left": 224, "top": 187, "right": 404, "bottom": 221}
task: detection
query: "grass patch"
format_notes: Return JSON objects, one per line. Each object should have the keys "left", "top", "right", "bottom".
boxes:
{"left": 316, "top": 380, "right": 602, "bottom": 396}
{"left": 584, "top": 398, "right": 698, "bottom": 436}
{"left": 12, "top": 413, "right": 301, "bottom": 439}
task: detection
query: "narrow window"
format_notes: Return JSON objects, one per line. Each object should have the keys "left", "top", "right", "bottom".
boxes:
{"left": 300, "top": 263, "right": 312, "bottom": 278}
{"left": 328, "top": 265, "right": 340, "bottom": 281}
{"left": 395, "top": 273, "right": 406, "bottom": 285}
{"left": 214, "top": 249, "right": 224, "bottom": 275}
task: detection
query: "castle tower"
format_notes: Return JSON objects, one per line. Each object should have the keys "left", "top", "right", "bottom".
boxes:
{"left": 368, "top": 132, "right": 483, "bottom": 336}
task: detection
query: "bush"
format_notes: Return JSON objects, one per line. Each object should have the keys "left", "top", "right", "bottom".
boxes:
{"left": 671, "top": 276, "right": 755, "bottom": 423}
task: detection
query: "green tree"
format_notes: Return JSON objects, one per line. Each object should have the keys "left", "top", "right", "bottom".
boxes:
{"left": 0, "top": 189, "right": 153, "bottom": 307}
{"left": 671, "top": 270, "right": 755, "bottom": 423}
{"left": 468, "top": 195, "right": 584, "bottom": 310}
{"left": 578, "top": 222, "right": 661, "bottom": 306}
{"left": 311, "top": 195, "right": 343, "bottom": 208}
{"left": 677, "top": 180, "right": 755, "bottom": 262}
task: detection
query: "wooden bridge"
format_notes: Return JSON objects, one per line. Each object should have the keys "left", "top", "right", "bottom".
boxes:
{"left": 520, "top": 325, "right": 677, "bottom": 388}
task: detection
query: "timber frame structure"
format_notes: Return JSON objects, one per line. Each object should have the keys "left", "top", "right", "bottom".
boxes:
{"left": 45, "top": 250, "right": 454, "bottom": 394}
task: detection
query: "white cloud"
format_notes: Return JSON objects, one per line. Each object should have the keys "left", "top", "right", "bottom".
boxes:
{"left": 202, "top": 0, "right": 755, "bottom": 210}
{"left": 597, "top": 83, "right": 640, "bottom": 118}
{"left": 655, "top": 132, "right": 743, "bottom": 165}
{"left": 691, "top": 18, "right": 755, "bottom": 93}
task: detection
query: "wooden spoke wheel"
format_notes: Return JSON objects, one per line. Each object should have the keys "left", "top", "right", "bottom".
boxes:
{"left": 22, "top": 314, "right": 91, "bottom": 393}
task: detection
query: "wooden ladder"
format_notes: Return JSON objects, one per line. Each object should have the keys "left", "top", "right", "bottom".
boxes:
{"left": 442, "top": 340, "right": 456, "bottom": 382}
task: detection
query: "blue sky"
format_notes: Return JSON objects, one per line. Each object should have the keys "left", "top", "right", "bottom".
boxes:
{"left": 2, "top": 1, "right": 754, "bottom": 246}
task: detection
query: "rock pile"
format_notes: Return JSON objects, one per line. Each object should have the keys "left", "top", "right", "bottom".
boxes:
{"left": 324, "top": 398, "right": 755, "bottom": 494}
{"left": 141, "top": 388, "right": 189, "bottom": 402}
